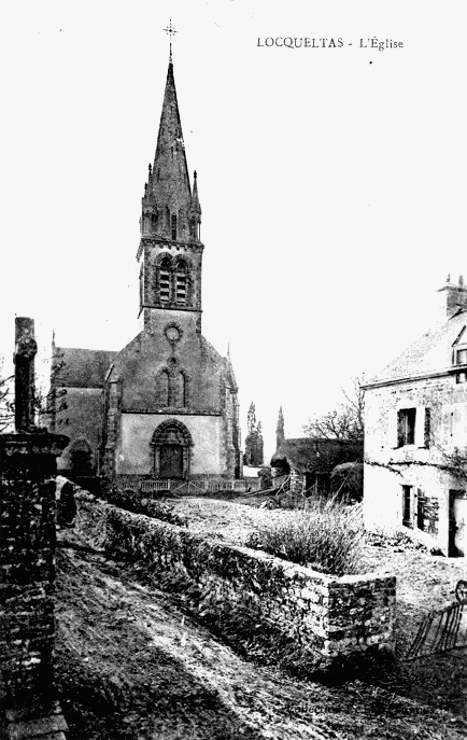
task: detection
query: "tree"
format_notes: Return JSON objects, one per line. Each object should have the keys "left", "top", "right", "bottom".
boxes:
{"left": 243, "top": 401, "right": 264, "bottom": 466}
{"left": 303, "top": 376, "right": 365, "bottom": 442}
{"left": 38, "top": 346, "right": 68, "bottom": 430}
{"left": 276, "top": 406, "right": 285, "bottom": 449}
{"left": 0, "top": 354, "right": 14, "bottom": 433}
{"left": 0, "top": 346, "right": 68, "bottom": 434}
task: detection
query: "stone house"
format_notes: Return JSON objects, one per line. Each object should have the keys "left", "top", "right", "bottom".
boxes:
{"left": 363, "top": 276, "right": 467, "bottom": 556}
{"left": 48, "top": 59, "right": 242, "bottom": 486}
{"left": 271, "top": 437, "right": 363, "bottom": 496}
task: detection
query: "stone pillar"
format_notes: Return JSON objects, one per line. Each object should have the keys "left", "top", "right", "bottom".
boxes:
{"left": 14, "top": 317, "right": 38, "bottom": 433}
{"left": 0, "top": 433, "right": 69, "bottom": 737}
{"left": 0, "top": 316, "right": 70, "bottom": 738}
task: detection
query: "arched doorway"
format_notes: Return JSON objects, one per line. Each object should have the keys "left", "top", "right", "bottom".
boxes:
{"left": 151, "top": 420, "right": 193, "bottom": 479}
{"left": 70, "top": 437, "right": 94, "bottom": 476}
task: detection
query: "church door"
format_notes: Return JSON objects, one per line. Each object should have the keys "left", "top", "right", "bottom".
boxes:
{"left": 151, "top": 420, "right": 193, "bottom": 479}
{"left": 159, "top": 444, "right": 184, "bottom": 478}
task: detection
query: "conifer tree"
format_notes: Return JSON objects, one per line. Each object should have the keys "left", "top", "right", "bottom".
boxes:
{"left": 276, "top": 406, "right": 285, "bottom": 449}
{"left": 244, "top": 402, "right": 264, "bottom": 466}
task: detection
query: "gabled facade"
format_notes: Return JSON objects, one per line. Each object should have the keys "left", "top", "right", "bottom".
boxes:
{"left": 363, "top": 276, "right": 467, "bottom": 557}
{"left": 50, "top": 59, "right": 242, "bottom": 485}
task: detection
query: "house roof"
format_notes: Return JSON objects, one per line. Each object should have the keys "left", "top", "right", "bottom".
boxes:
{"left": 365, "top": 308, "right": 467, "bottom": 388}
{"left": 271, "top": 437, "right": 363, "bottom": 474}
{"left": 54, "top": 347, "right": 117, "bottom": 388}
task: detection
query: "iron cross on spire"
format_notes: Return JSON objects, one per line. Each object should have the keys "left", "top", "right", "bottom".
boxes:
{"left": 163, "top": 20, "right": 178, "bottom": 62}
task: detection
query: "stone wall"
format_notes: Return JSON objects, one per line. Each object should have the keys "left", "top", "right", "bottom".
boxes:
{"left": 74, "top": 490, "right": 396, "bottom": 673}
{"left": 55, "top": 387, "right": 103, "bottom": 472}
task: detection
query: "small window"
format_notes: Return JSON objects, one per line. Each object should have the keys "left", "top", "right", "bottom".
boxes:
{"left": 456, "top": 372, "right": 467, "bottom": 384}
{"left": 456, "top": 348, "right": 467, "bottom": 365}
{"left": 398, "top": 408, "right": 416, "bottom": 446}
{"left": 171, "top": 214, "right": 177, "bottom": 240}
{"left": 156, "top": 369, "right": 170, "bottom": 407}
{"left": 159, "top": 258, "right": 171, "bottom": 303}
{"left": 402, "top": 485, "right": 412, "bottom": 528}
{"left": 175, "top": 262, "right": 187, "bottom": 305}
{"left": 171, "top": 372, "right": 186, "bottom": 407}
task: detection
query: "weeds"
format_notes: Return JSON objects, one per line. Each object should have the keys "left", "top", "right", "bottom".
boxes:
{"left": 246, "top": 497, "right": 367, "bottom": 576}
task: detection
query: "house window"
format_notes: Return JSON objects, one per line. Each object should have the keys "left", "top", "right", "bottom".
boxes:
{"left": 456, "top": 348, "right": 467, "bottom": 365}
{"left": 397, "top": 408, "right": 416, "bottom": 446}
{"left": 456, "top": 372, "right": 467, "bottom": 384}
{"left": 159, "top": 258, "right": 171, "bottom": 303}
{"left": 402, "top": 485, "right": 412, "bottom": 528}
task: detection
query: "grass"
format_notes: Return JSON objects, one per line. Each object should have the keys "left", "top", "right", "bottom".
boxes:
{"left": 246, "top": 497, "right": 367, "bottom": 576}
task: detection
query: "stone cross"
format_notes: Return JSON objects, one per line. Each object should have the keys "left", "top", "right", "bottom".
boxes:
{"left": 163, "top": 19, "right": 178, "bottom": 62}
{"left": 14, "top": 316, "right": 38, "bottom": 432}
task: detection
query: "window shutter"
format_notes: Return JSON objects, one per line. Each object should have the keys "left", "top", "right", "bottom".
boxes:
{"left": 424, "top": 408, "right": 431, "bottom": 448}
{"left": 453, "top": 403, "right": 467, "bottom": 448}
{"left": 391, "top": 409, "right": 400, "bottom": 448}
{"left": 441, "top": 404, "right": 454, "bottom": 448}
{"left": 415, "top": 407, "right": 426, "bottom": 447}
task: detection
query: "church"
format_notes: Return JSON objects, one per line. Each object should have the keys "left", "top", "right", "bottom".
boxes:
{"left": 48, "top": 57, "right": 242, "bottom": 487}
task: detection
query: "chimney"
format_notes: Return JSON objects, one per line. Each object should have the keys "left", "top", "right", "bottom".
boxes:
{"left": 438, "top": 274, "right": 467, "bottom": 318}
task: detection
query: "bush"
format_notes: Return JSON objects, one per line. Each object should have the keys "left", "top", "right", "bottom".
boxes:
{"left": 246, "top": 498, "right": 367, "bottom": 576}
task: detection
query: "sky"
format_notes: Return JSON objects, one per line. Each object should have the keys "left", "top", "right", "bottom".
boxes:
{"left": 1, "top": 1, "right": 466, "bottom": 459}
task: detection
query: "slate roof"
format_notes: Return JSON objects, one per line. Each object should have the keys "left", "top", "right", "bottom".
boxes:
{"left": 54, "top": 348, "right": 117, "bottom": 388}
{"left": 365, "top": 308, "right": 467, "bottom": 387}
{"left": 271, "top": 438, "right": 363, "bottom": 474}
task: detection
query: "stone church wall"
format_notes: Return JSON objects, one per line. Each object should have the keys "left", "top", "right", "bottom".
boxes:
{"left": 56, "top": 387, "right": 103, "bottom": 472}
{"left": 117, "top": 413, "right": 225, "bottom": 475}
{"left": 74, "top": 490, "right": 396, "bottom": 674}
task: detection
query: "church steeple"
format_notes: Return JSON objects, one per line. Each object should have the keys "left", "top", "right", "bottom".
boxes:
{"left": 137, "top": 59, "right": 204, "bottom": 335}
{"left": 140, "top": 62, "right": 201, "bottom": 243}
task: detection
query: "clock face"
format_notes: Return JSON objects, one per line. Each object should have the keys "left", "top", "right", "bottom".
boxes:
{"left": 165, "top": 325, "right": 181, "bottom": 342}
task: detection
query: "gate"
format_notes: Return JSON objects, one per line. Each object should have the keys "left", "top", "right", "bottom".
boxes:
{"left": 405, "top": 580, "right": 467, "bottom": 660}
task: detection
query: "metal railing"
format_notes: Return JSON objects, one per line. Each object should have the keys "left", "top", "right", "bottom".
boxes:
{"left": 405, "top": 580, "right": 467, "bottom": 660}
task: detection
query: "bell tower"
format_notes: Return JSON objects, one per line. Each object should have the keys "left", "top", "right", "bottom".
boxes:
{"left": 137, "top": 58, "right": 203, "bottom": 335}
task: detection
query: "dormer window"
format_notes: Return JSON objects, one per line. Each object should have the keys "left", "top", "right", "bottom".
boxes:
{"left": 456, "top": 348, "right": 467, "bottom": 365}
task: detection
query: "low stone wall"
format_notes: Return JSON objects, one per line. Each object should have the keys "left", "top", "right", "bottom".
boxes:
{"left": 74, "top": 490, "right": 396, "bottom": 674}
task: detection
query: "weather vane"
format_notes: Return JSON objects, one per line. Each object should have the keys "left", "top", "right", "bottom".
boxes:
{"left": 163, "top": 19, "right": 178, "bottom": 62}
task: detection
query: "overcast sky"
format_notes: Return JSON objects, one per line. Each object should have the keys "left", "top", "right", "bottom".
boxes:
{"left": 1, "top": 1, "right": 466, "bottom": 458}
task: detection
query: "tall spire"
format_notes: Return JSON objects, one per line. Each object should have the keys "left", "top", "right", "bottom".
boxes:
{"left": 137, "top": 50, "right": 204, "bottom": 333}
{"left": 153, "top": 61, "right": 191, "bottom": 211}
{"left": 140, "top": 60, "right": 201, "bottom": 243}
